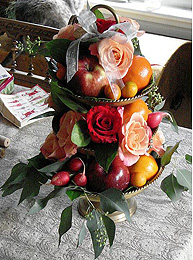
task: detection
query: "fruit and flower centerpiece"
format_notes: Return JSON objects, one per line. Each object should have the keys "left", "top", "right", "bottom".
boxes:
{"left": 1, "top": 3, "right": 192, "bottom": 259}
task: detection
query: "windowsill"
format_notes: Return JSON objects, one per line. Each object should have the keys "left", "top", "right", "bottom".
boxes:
{"left": 88, "top": 0, "right": 192, "bottom": 40}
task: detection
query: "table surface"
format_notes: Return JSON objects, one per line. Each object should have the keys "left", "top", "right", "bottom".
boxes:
{"left": 0, "top": 111, "right": 192, "bottom": 260}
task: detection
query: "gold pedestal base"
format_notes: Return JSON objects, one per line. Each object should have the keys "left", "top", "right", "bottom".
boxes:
{"left": 78, "top": 197, "right": 137, "bottom": 223}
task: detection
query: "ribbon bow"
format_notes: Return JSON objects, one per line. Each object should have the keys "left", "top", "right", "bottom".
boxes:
{"left": 66, "top": 9, "right": 138, "bottom": 83}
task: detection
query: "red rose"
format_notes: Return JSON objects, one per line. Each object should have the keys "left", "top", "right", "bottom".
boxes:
{"left": 96, "top": 18, "right": 116, "bottom": 33}
{"left": 86, "top": 105, "right": 122, "bottom": 143}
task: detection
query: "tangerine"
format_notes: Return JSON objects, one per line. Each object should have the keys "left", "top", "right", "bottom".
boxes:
{"left": 129, "top": 154, "right": 159, "bottom": 187}
{"left": 123, "top": 55, "right": 152, "bottom": 91}
{"left": 121, "top": 81, "right": 138, "bottom": 98}
{"left": 104, "top": 84, "right": 121, "bottom": 100}
{"left": 123, "top": 99, "right": 149, "bottom": 122}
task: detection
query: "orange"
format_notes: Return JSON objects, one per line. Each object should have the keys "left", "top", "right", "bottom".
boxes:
{"left": 104, "top": 84, "right": 121, "bottom": 100}
{"left": 121, "top": 81, "right": 138, "bottom": 98}
{"left": 129, "top": 154, "right": 159, "bottom": 187}
{"left": 123, "top": 99, "right": 149, "bottom": 122}
{"left": 123, "top": 55, "right": 152, "bottom": 91}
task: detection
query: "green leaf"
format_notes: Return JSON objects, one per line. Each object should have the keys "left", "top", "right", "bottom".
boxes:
{"left": 176, "top": 169, "right": 192, "bottom": 194}
{"left": 185, "top": 154, "right": 192, "bottom": 164}
{"left": 160, "top": 174, "right": 186, "bottom": 201}
{"left": 58, "top": 205, "right": 72, "bottom": 246}
{"left": 1, "top": 163, "right": 28, "bottom": 190}
{"left": 71, "top": 120, "right": 91, "bottom": 147}
{"left": 86, "top": 209, "right": 105, "bottom": 259}
{"left": 45, "top": 39, "right": 72, "bottom": 65}
{"left": 93, "top": 9, "right": 105, "bottom": 19}
{"left": 154, "top": 100, "right": 166, "bottom": 111}
{"left": 18, "top": 167, "right": 47, "bottom": 204}
{"left": 99, "top": 188, "right": 131, "bottom": 222}
{"left": 51, "top": 81, "right": 88, "bottom": 113}
{"left": 66, "top": 189, "right": 83, "bottom": 201}
{"left": 2, "top": 183, "right": 23, "bottom": 197}
{"left": 161, "top": 141, "right": 180, "bottom": 166}
{"left": 94, "top": 142, "right": 118, "bottom": 172}
{"left": 133, "top": 37, "right": 143, "bottom": 56}
{"left": 29, "top": 111, "right": 55, "bottom": 121}
{"left": 162, "top": 111, "right": 178, "bottom": 134}
{"left": 28, "top": 153, "right": 50, "bottom": 170}
{"left": 101, "top": 215, "right": 115, "bottom": 247}
{"left": 77, "top": 221, "right": 87, "bottom": 248}
{"left": 28, "top": 187, "right": 66, "bottom": 214}
{"left": 39, "top": 158, "right": 69, "bottom": 174}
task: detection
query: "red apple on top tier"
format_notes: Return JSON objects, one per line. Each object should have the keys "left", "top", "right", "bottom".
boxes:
{"left": 86, "top": 156, "right": 130, "bottom": 192}
{"left": 69, "top": 56, "right": 109, "bottom": 97}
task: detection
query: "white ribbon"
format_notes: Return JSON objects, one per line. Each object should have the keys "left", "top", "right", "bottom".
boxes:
{"left": 66, "top": 9, "right": 138, "bottom": 83}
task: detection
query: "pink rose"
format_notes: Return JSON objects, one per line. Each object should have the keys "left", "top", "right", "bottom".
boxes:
{"left": 53, "top": 24, "right": 80, "bottom": 40}
{"left": 150, "top": 130, "right": 165, "bottom": 156}
{"left": 57, "top": 110, "right": 82, "bottom": 157}
{"left": 106, "top": 16, "right": 145, "bottom": 37}
{"left": 89, "top": 33, "right": 134, "bottom": 79}
{"left": 40, "top": 132, "right": 66, "bottom": 160}
{"left": 118, "top": 112, "right": 149, "bottom": 166}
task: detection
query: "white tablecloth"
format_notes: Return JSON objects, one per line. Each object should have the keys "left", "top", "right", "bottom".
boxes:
{"left": 0, "top": 115, "right": 192, "bottom": 260}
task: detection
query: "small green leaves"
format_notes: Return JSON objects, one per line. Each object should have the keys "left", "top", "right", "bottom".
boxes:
{"left": 93, "top": 9, "right": 105, "bottom": 19}
{"left": 71, "top": 120, "right": 91, "bottom": 147}
{"left": 51, "top": 81, "right": 88, "bottom": 114}
{"left": 45, "top": 39, "right": 71, "bottom": 64}
{"left": 66, "top": 189, "right": 83, "bottom": 201}
{"left": 185, "top": 154, "right": 192, "bottom": 164}
{"left": 161, "top": 141, "right": 180, "bottom": 166}
{"left": 86, "top": 210, "right": 106, "bottom": 259}
{"left": 162, "top": 111, "right": 178, "bottom": 134}
{"left": 161, "top": 174, "right": 186, "bottom": 201}
{"left": 176, "top": 169, "right": 192, "bottom": 194}
{"left": 99, "top": 188, "right": 131, "bottom": 222}
{"left": 29, "top": 187, "right": 66, "bottom": 214}
{"left": 154, "top": 100, "right": 166, "bottom": 111}
{"left": 39, "top": 158, "right": 69, "bottom": 175}
{"left": 1, "top": 162, "right": 28, "bottom": 191}
{"left": 94, "top": 142, "right": 118, "bottom": 172}
{"left": 77, "top": 221, "right": 87, "bottom": 248}
{"left": 101, "top": 215, "right": 115, "bottom": 247}
{"left": 58, "top": 205, "right": 72, "bottom": 246}
{"left": 18, "top": 167, "right": 47, "bottom": 204}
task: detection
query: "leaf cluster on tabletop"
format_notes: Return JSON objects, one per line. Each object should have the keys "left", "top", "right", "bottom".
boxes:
{"left": 1, "top": 3, "right": 192, "bottom": 259}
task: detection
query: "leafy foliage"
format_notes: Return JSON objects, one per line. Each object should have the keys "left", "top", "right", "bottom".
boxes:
{"left": 162, "top": 111, "right": 179, "bottom": 134}
{"left": 99, "top": 188, "right": 131, "bottom": 222}
{"left": 161, "top": 174, "right": 186, "bottom": 202}
{"left": 58, "top": 205, "right": 72, "bottom": 246}
{"left": 94, "top": 142, "right": 118, "bottom": 172}
{"left": 50, "top": 81, "right": 88, "bottom": 113}
{"left": 71, "top": 120, "right": 91, "bottom": 147}
{"left": 29, "top": 187, "right": 66, "bottom": 214}
{"left": 45, "top": 39, "right": 72, "bottom": 65}
{"left": 161, "top": 142, "right": 180, "bottom": 166}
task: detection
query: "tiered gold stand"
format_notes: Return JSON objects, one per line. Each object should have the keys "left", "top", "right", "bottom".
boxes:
{"left": 78, "top": 166, "right": 164, "bottom": 223}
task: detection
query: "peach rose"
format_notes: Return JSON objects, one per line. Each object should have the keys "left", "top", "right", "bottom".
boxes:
{"left": 53, "top": 24, "right": 80, "bottom": 40}
{"left": 118, "top": 112, "right": 149, "bottom": 166}
{"left": 89, "top": 33, "right": 134, "bottom": 79}
{"left": 40, "top": 132, "right": 66, "bottom": 160}
{"left": 150, "top": 130, "right": 165, "bottom": 156}
{"left": 57, "top": 110, "right": 82, "bottom": 157}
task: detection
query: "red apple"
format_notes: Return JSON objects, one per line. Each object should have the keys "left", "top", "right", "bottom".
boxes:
{"left": 86, "top": 156, "right": 130, "bottom": 192}
{"left": 69, "top": 56, "right": 109, "bottom": 97}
